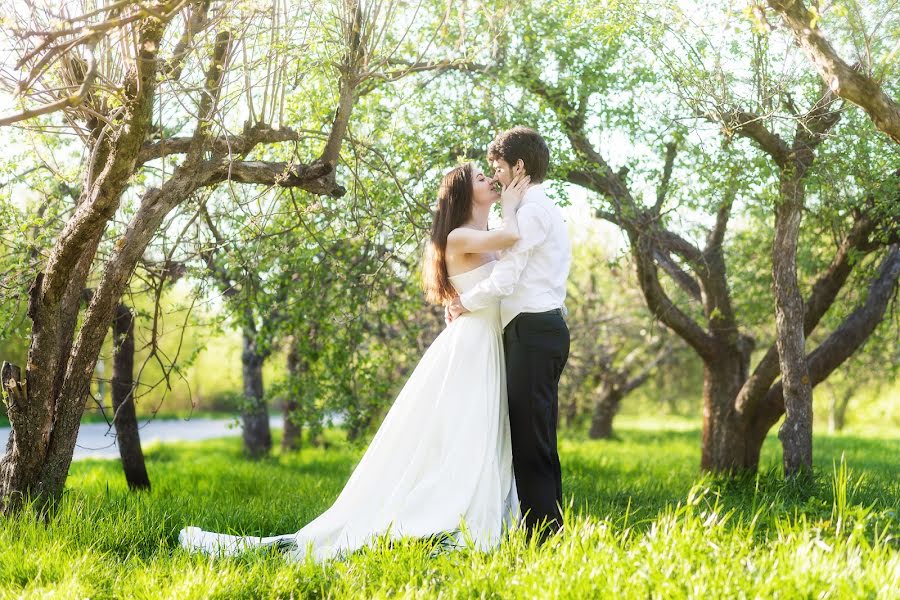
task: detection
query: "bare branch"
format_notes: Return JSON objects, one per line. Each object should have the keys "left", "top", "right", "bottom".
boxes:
{"left": 198, "top": 204, "right": 239, "bottom": 299}
{"left": 378, "top": 58, "right": 493, "bottom": 81}
{"left": 801, "top": 245, "right": 900, "bottom": 386}
{"left": 634, "top": 234, "right": 718, "bottom": 361}
{"left": 0, "top": 49, "right": 98, "bottom": 127}
{"left": 707, "top": 186, "right": 736, "bottom": 250}
{"left": 736, "top": 209, "right": 881, "bottom": 415}
{"left": 189, "top": 29, "right": 233, "bottom": 158}
{"left": 165, "top": 0, "right": 212, "bottom": 80}
{"left": 760, "top": 245, "right": 900, "bottom": 417}
{"left": 718, "top": 109, "right": 791, "bottom": 167}
{"left": 622, "top": 344, "right": 671, "bottom": 395}
{"left": 792, "top": 89, "right": 842, "bottom": 158}
{"left": 652, "top": 141, "right": 678, "bottom": 215}
{"left": 767, "top": 0, "right": 900, "bottom": 144}
{"left": 208, "top": 159, "right": 345, "bottom": 197}
{"left": 656, "top": 229, "right": 705, "bottom": 265}
{"left": 320, "top": 0, "right": 366, "bottom": 165}
{"left": 653, "top": 249, "right": 703, "bottom": 303}
{"left": 137, "top": 126, "right": 309, "bottom": 164}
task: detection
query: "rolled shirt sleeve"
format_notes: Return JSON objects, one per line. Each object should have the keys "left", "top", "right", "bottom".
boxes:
{"left": 458, "top": 203, "right": 549, "bottom": 311}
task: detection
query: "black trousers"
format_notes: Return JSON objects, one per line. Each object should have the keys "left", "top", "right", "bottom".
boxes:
{"left": 503, "top": 309, "right": 570, "bottom": 539}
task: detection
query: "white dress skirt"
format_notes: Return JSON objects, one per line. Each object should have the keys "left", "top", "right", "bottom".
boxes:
{"left": 179, "top": 261, "right": 520, "bottom": 562}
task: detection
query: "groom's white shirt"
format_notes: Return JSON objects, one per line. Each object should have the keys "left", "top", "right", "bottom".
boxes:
{"left": 459, "top": 183, "right": 571, "bottom": 328}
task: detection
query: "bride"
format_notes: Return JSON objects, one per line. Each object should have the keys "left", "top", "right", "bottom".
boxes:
{"left": 179, "top": 163, "right": 531, "bottom": 562}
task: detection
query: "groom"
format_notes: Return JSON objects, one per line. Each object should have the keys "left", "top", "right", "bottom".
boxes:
{"left": 448, "top": 126, "right": 572, "bottom": 540}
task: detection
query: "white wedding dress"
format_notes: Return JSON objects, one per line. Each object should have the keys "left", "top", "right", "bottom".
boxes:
{"left": 179, "top": 260, "right": 520, "bottom": 562}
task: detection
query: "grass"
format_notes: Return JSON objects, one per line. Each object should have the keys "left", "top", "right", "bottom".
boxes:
{"left": 0, "top": 416, "right": 897, "bottom": 599}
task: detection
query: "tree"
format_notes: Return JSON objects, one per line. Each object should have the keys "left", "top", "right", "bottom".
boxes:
{"left": 0, "top": 0, "right": 435, "bottom": 512}
{"left": 587, "top": 340, "right": 673, "bottom": 440}
{"left": 110, "top": 302, "right": 151, "bottom": 490}
{"left": 719, "top": 92, "right": 841, "bottom": 475}
{"left": 409, "top": 0, "right": 898, "bottom": 473}
{"left": 557, "top": 231, "right": 681, "bottom": 436}
{"left": 815, "top": 303, "right": 899, "bottom": 433}
{"left": 265, "top": 232, "right": 441, "bottom": 448}
{"left": 282, "top": 335, "right": 306, "bottom": 452}
{"left": 657, "top": 1, "right": 899, "bottom": 474}
{"left": 195, "top": 202, "right": 279, "bottom": 459}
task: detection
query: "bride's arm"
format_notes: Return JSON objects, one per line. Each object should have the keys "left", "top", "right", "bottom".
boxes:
{"left": 445, "top": 175, "right": 529, "bottom": 254}
{"left": 450, "top": 200, "right": 550, "bottom": 317}
{"left": 446, "top": 216, "right": 519, "bottom": 253}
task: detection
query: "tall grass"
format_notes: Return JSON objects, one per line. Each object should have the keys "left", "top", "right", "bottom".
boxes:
{"left": 1, "top": 417, "right": 897, "bottom": 599}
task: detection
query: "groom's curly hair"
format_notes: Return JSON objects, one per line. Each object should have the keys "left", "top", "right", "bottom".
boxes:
{"left": 487, "top": 127, "right": 549, "bottom": 183}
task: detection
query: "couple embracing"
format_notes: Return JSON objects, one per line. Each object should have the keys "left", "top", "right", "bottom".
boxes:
{"left": 179, "top": 127, "right": 572, "bottom": 562}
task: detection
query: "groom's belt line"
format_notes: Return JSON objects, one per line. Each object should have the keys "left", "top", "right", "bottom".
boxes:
{"left": 521, "top": 308, "right": 564, "bottom": 317}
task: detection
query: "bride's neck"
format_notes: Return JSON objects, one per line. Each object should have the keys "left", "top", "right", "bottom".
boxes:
{"left": 466, "top": 203, "right": 490, "bottom": 230}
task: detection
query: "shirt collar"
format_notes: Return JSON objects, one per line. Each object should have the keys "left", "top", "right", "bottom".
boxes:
{"left": 521, "top": 183, "right": 545, "bottom": 204}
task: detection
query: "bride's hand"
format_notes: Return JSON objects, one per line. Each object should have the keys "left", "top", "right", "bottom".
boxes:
{"left": 500, "top": 173, "right": 530, "bottom": 213}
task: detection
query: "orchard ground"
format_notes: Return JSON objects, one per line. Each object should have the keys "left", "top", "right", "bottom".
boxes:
{"left": 0, "top": 415, "right": 897, "bottom": 599}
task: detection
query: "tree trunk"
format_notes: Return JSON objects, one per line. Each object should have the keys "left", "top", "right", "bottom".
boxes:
{"left": 241, "top": 326, "right": 271, "bottom": 459}
{"left": 563, "top": 394, "right": 579, "bottom": 428}
{"left": 282, "top": 399, "right": 302, "bottom": 453}
{"left": 281, "top": 337, "right": 302, "bottom": 453}
{"left": 773, "top": 187, "right": 814, "bottom": 477}
{"left": 111, "top": 303, "right": 150, "bottom": 491}
{"left": 589, "top": 345, "right": 670, "bottom": 440}
{"left": 828, "top": 385, "right": 852, "bottom": 433}
{"left": 589, "top": 384, "right": 623, "bottom": 439}
{"left": 0, "top": 363, "right": 32, "bottom": 513}
{"left": 346, "top": 419, "right": 364, "bottom": 442}
{"left": 0, "top": 8, "right": 355, "bottom": 515}
{"left": 701, "top": 352, "right": 753, "bottom": 471}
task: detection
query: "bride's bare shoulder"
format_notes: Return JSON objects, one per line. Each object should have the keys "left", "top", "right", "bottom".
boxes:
{"left": 447, "top": 224, "right": 477, "bottom": 238}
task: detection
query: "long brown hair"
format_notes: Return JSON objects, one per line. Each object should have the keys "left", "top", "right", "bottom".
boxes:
{"left": 423, "top": 162, "right": 475, "bottom": 305}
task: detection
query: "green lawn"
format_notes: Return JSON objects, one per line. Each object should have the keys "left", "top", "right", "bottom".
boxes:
{"left": 1, "top": 416, "right": 897, "bottom": 599}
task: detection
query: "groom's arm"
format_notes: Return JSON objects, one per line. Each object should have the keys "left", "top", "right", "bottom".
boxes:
{"left": 455, "top": 203, "right": 549, "bottom": 312}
